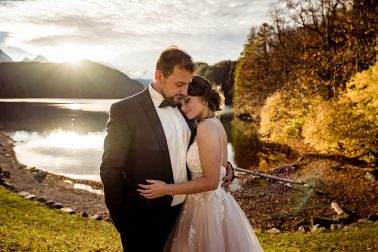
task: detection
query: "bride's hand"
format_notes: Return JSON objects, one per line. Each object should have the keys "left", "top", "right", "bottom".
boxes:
{"left": 137, "top": 179, "right": 170, "bottom": 199}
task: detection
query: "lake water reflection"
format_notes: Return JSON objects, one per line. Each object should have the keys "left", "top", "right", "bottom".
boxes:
{"left": 0, "top": 99, "right": 235, "bottom": 181}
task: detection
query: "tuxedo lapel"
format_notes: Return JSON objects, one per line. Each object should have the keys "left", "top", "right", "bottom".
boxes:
{"left": 140, "top": 89, "right": 173, "bottom": 180}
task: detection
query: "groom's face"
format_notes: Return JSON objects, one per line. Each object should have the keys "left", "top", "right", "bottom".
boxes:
{"left": 157, "top": 65, "right": 193, "bottom": 104}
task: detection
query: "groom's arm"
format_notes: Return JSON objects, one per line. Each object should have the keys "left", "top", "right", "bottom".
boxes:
{"left": 100, "top": 102, "right": 132, "bottom": 233}
{"left": 221, "top": 161, "right": 235, "bottom": 191}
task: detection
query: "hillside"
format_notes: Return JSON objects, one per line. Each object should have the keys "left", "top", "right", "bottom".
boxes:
{"left": 0, "top": 61, "right": 144, "bottom": 98}
{"left": 0, "top": 49, "right": 13, "bottom": 63}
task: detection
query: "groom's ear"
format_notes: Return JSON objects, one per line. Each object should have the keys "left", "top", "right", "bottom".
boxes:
{"left": 155, "top": 70, "right": 163, "bottom": 84}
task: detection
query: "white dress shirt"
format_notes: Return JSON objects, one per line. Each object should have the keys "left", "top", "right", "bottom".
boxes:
{"left": 148, "top": 84, "right": 190, "bottom": 206}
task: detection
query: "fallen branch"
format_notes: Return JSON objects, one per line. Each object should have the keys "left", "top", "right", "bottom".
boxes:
{"left": 233, "top": 166, "right": 306, "bottom": 184}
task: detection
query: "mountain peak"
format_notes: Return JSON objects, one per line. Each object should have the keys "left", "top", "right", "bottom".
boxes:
{"left": 0, "top": 49, "right": 13, "bottom": 63}
{"left": 32, "top": 55, "right": 49, "bottom": 63}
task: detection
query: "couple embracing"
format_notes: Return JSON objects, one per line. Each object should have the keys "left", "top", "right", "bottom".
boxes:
{"left": 100, "top": 47, "right": 263, "bottom": 251}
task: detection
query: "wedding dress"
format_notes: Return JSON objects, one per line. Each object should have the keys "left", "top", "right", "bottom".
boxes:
{"left": 168, "top": 118, "right": 264, "bottom": 252}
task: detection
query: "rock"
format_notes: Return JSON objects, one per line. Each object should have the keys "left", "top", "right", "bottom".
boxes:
{"left": 45, "top": 200, "right": 55, "bottom": 207}
{"left": 25, "top": 195, "right": 37, "bottom": 200}
{"left": 52, "top": 202, "right": 63, "bottom": 209}
{"left": 61, "top": 207, "right": 75, "bottom": 214}
{"left": 81, "top": 212, "right": 89, "bottom": 218}
{"left": 18, "top": 191, "right": 31, "bottom": 197}
{"left": 2, "top": 170, "right": 10, "bottom": 178}
{"left": 311, "top": 224, "right": 320, "bottom": 232}
{"left": 297, "top": 226, "right": 306, "bottom": 233}
{"left": 35, "top": 197, "right": 47, "bottom": 203}
{"left": 34, "top": 170, "right": 47, "bottom": 183}
{"left": 5, "top": 153, "right": 10, "bottom": 157}
{"left": 2, "top": 182, "right": 16, "bottom": 191}
{"left": 45, "top": 201, "right": 63, "bottom": 209}
{"left": 267, "top": 228, "right": 281, "bottom": 234}
{"left": 91, "top": 215, "right": 102, "bottom": 221}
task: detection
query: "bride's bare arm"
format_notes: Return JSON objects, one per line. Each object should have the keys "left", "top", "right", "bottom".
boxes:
{"left": 138, "top": 120, "right": 224, "bottom": 199}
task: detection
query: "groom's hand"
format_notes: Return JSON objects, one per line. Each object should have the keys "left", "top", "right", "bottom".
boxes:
{"left": 221, "top": 162, "right": 234, "bottom": 192}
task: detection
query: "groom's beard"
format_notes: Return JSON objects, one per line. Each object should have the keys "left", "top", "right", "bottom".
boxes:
{"left": 161, "top": 92, "right": 184, "bottom": 105}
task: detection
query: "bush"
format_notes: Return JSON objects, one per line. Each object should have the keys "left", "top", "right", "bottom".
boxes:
{"left": 259, "top": 91, "right": 314, "bottom": 144}
{"left": 303, "top": 63, "right": 378, "bottom": 164}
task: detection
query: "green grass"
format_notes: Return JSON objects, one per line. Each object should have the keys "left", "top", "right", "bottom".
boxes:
{"left": 256, "top": 226, "right": 378, "bottom": 251}
{"left": 1, "top": 186, "right": 377, "bottom": 251}
{"left": 0, "top": 186, "right": 122, "bottom": 251}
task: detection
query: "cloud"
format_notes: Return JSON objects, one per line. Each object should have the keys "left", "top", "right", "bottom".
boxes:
{"left": 0, "top": 0, "right": 275, "bottom": 77}
{"left": 0, "top": 31, "right": 9, "bottom": 44}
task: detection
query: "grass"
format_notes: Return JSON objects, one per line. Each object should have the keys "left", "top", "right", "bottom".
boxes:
{"left": 1, "top": 186, "right": 377, "bottom": 252}
{"left": 0, "top": 186, "right": 122, "bottom": 251}
{"left": 256, "top": 226, "right": 378, "bottom": 251}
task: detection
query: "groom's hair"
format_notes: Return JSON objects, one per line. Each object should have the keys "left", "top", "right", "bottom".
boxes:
{"left": 156, "top": 46, "right": 194, "bottom": 77}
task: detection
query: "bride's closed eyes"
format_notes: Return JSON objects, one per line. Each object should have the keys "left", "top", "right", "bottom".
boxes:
{"left": 182, "top": 97, "right": 191, "bottom": 105}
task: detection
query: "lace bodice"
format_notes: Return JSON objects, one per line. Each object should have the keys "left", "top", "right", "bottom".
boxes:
{"left": 186, "top": 139, "right": 226, "bottom": 183}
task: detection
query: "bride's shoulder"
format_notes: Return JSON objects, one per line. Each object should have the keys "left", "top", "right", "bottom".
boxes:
{"left": 197, "top": 119, "right": 218, "bottom": 136}
{"left": 197, "top": 119, "right": 214, "bottom": 129}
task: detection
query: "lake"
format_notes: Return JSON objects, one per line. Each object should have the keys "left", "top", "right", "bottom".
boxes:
{"left": 0, "top": 99, "right": 235, "bottom": 182}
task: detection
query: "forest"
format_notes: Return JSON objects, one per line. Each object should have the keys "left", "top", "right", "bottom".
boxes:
{"left": 232, "top": 0, "right": 377, "bottom": 166}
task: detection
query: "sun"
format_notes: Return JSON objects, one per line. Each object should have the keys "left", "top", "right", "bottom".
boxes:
{"left": 46, "top": 44, "right": 93, "bottom": 63}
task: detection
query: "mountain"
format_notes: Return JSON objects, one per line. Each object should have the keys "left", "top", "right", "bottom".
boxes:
{"left": 32, "top": 55, "right": 49, "bottom": 63}
{"left": 0, "top": 49, "right": 13, "bottom": 63}
{"left": 136, "top": 78, "right": 152, "bottom": 87}
{"left": 0, "top": 61, "right": 144, "bottom": 98}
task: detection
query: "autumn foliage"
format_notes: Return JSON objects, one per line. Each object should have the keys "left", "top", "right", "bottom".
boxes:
{"left": 234, "top": 0, "right": 377, "bottom": 164}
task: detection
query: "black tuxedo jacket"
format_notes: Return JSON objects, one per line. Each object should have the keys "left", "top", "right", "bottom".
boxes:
{"left": 100, "top": 88, "right": 194, "bottom": 233}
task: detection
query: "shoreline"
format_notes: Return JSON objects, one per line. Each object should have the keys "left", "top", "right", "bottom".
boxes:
{"left": 2, "top": 130, "right": 377, "bottom": 231}
{"left": 0, "top": 131, "right": 108, "bottom": 217}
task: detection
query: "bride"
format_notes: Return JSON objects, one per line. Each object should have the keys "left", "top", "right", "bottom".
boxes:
{"left": 138, "top": 75, "right": 264, "bottom": 252}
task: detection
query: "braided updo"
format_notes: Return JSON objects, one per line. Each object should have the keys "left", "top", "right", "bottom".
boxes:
{"left": 187, "top": 75, "right": 225, "bottom": 112}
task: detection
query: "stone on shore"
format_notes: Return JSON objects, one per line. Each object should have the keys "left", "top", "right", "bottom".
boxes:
{"left": 61, "top": 207, "right": 75, "bottom": 214}
{"left": 18, "top": 191, "right": 31, "bottom": 197}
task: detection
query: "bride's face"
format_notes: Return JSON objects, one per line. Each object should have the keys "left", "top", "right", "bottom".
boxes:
{"left": 181, "top": 95, "right": 204, "bottom": 120}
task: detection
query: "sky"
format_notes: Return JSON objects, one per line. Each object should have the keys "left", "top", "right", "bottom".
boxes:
{"left": 0, "top": 0, "right": 275, "bottom": 79}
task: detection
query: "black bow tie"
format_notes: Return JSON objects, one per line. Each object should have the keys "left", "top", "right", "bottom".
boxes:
{"left": 159, "top": 99, "right": 177, "bottom": 108}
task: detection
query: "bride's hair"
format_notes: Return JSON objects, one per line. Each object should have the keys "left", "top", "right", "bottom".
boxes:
{"left": 188, "top": 75, "right": 224, "bottom": 112}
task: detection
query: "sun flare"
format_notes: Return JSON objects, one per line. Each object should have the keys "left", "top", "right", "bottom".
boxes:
{"left": 44, "top": 44, "right": 107, "bottom": 64}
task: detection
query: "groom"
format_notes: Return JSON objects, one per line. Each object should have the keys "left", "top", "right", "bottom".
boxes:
{"left": 100, "top": 46, "right": 233, "bottom": 251}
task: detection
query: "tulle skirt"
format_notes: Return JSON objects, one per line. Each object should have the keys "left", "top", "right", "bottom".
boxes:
{"left": 166, "top": 188, "right": 264, "bottom": 252}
